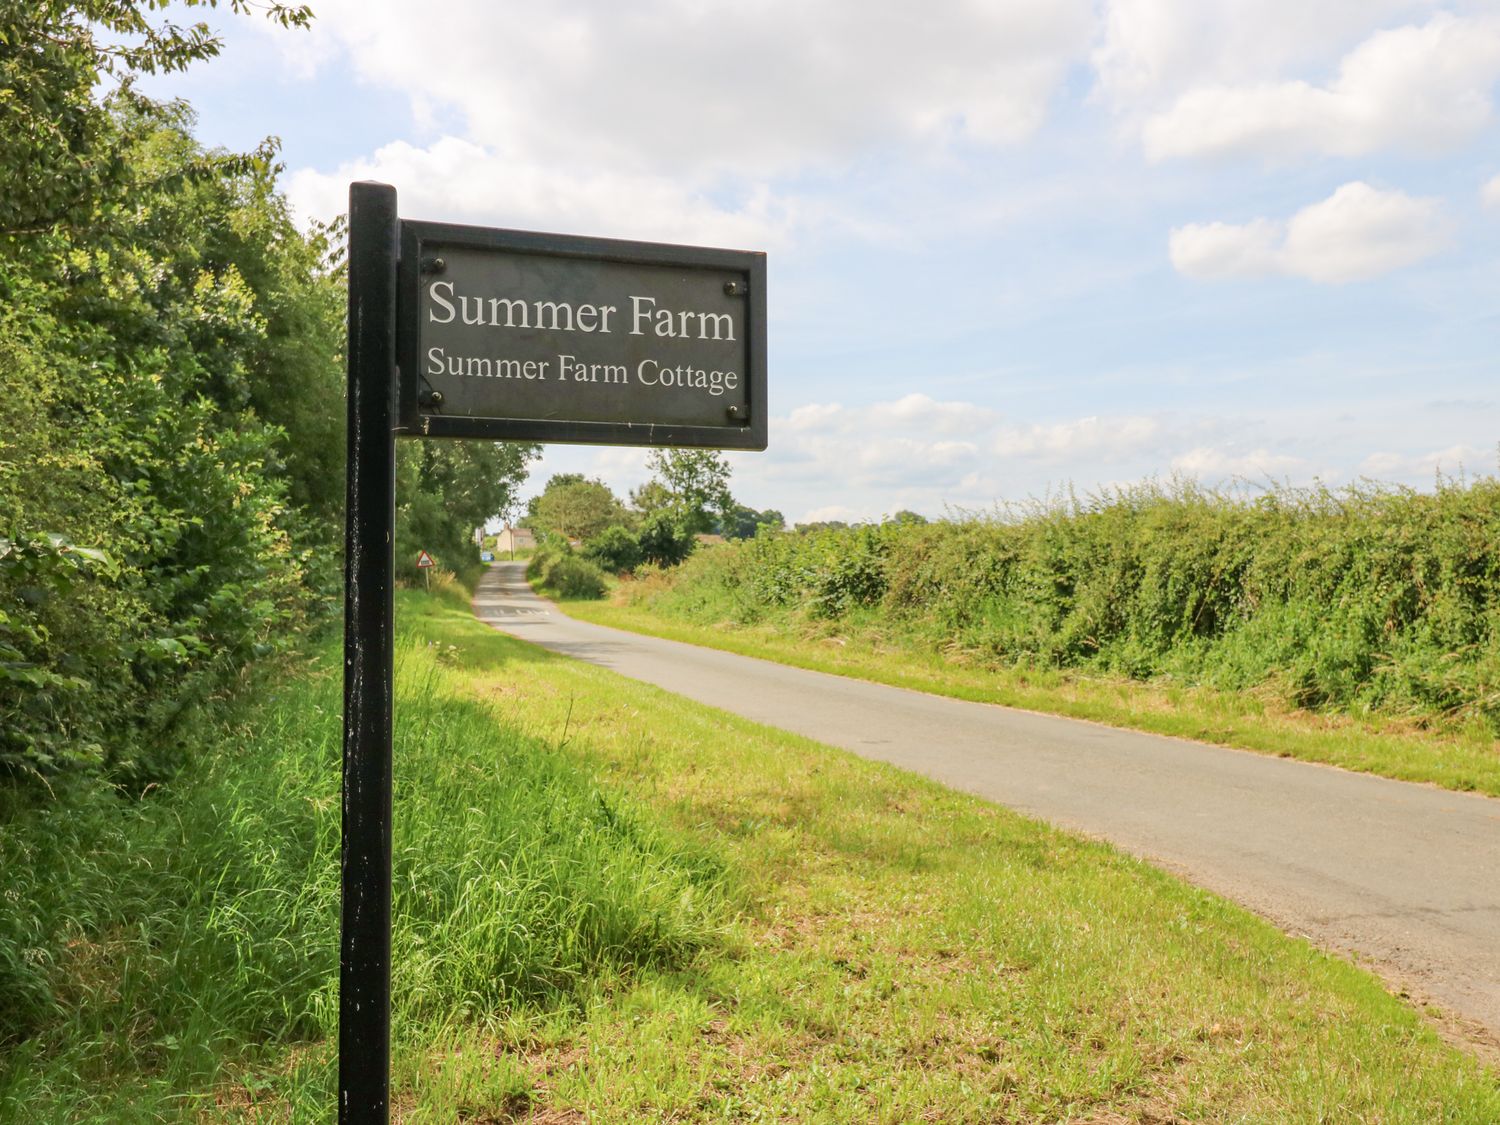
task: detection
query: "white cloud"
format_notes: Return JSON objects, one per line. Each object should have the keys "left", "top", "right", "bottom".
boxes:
{"left": 1165, "top": 218, "right": 1284, "bottom": 280}
{"left": 1282, "top": 183, "right": 1450, "bottom": 281}
{"left": 864, "top": 393, "right": 1002, "bottom": 436}
{"left": 780, "top": 396, "right": 1002, "bottom": 450}
{"left": 1483, "top": 174, "right": 1500, "bottom": 210}
{"left": 1170, "top": 182, "right": 1449, "bottom": 283}
{"left": 1358, "top": 444, "right": 1489, "bottom": 478}
{"left": 737, "top": 397, "right": 1215, "bottom": 519}
{"left": 281, "top": 1, "right": 1096, "bottom": 239}
{"left": 291, "top": 0, "right": 1093, "bottom": 180}
{"left": 1094, "top": 0, "right": 1429, "bottom": 104}
{"left": 287, "top": 137, "right": 796, "bottom": 247}
{"left": 1170, "top": 446, "right": 1308, "bottom": 478}
{"left": 763, "top": 398, "right": 1033, "bottom": 502}
{"left": 994, "top": 415, "right": 1165, "bottom": 461}
{"left": 1139, "top": 13, "right": 1500, "bottom": 162}
{"left": 784, "top": 403, "right": 846, "bottom": 432}
{"left": 529, "top": 392, "right": 1500, "bottom": 526}
{"left": 737, "top": 397, "right": 1357, "bottom": 521}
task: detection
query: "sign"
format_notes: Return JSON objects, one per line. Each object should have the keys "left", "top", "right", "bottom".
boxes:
{"left": 396, "top": 221, "right": 767, "bottom": 450}
{"left": 340, "top": 181, "right": 769, "bottom": 1124}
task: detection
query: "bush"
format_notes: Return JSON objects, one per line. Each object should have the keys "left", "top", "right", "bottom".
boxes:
{"left": 638, "top": 512, "right": 696, "bottom": 567}
{"left": 525, "top": 545, "right": 564, "bottom": 583}
{"left": 0, "top": 283, "right": 313, "bottom": 786}
{"left": 528, "top": 548, "right": 607, "bottom": 600}
{"left": 583, "top": 525, "right": 644, "bottom": 574}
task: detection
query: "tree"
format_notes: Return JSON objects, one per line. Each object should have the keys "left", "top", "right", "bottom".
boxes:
{"left": 724, "top": 504, "right": 785, "bottom": 539}
{"left": 397, "top": 442, "right": 539, "bottom": 582}
{"left": 643, "top": 449, "right": 735, "bottom": 535}
{"left": 1, "top": 0, "right": 546, "bottom": 791}
{"left": 525, "top": 474, "right": 586, "bottom": 520}
{"left": 527, "top": 475, "right": 626, "bottom": 542}
{"left": 628, "top": 478, "right": 673, "bottom": 519}
{"left": 1, "top": 94, "right": 335, "bottom": 784}
{"left": 0, "top": 1, "right": 311, "bottom": 238}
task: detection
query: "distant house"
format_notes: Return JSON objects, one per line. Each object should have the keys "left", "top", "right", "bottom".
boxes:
{"left": 494, "top": 525, "right": 537, "bottom": 554}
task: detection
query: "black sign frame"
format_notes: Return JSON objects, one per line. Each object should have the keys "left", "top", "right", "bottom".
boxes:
{"left": 395, "top": 219, "right": 768, "bottom": 450}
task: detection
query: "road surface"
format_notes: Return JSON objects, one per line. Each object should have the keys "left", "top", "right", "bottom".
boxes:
{"left": 475, "top": 562, "right": 1500, "bottom": 1047}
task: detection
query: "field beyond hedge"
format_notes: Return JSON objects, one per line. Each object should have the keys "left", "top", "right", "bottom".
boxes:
{"left": 576, "top": 478, "right": 1500, "bottom": 793}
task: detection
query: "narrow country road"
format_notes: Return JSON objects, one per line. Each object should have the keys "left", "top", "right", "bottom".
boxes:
{"left": 474, "top": 562, "right": 1500, "bottom": 1046}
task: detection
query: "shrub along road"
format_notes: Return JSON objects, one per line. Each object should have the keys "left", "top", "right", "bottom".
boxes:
{"left": 477, "top": 561, "right": 1500, "bottom": 1050}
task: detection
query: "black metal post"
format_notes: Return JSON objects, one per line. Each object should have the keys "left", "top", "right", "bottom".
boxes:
{"left": 341, "top": 181, "right": 399, "bottom": 1123}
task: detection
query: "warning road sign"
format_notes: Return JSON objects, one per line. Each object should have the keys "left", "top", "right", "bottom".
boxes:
{"left": 416, "top": 550, "right": 434, "bottom": 568}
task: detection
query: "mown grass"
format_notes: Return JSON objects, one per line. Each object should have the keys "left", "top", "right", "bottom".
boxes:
{"left": 3, "top": 585, "right": 1498, "bottom": 1120}
{"left": 385, "top": 592, "right": 1500, "bottom": 1121}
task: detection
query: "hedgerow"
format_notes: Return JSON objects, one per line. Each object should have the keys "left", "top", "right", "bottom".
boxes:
{"left": 622, "top": 478, "right": 1500, "bottom": 731}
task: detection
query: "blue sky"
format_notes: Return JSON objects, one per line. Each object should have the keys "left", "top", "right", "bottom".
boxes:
{"left": 145, "top": 1, "right": 1500, "bottom": 524}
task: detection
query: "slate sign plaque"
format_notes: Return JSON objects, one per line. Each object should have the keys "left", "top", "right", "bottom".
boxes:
{"left": 397, "top": 220, "right": 767, "bottom": 449}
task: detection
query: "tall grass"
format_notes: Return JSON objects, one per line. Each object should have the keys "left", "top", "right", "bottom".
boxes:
{"left": 0, "top": 588, "right": 724, "bottom": 1119}
{"left": 624, "top": 477, "right": 1500, "bottom": 733}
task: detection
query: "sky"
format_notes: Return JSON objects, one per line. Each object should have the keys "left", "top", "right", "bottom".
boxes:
{"left": 144, "top": 1, "right": 1500, "bottom": 525}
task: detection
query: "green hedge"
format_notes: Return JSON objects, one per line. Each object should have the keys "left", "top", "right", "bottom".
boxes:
{"left": 626, "top": 479, "right": 1500, "bottom": 731}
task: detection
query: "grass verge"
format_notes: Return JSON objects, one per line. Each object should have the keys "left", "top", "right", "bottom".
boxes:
{"left": 5, "top": 586, "right": 1498, "bottom": 1120}
{"left": 393, "top": 591, "right": 1500, "bottom": 1121}
{"left": 562, "top": 595, "right": 1500, "bottom": 798}
{"left": 0, "top": 588, "right": 723, "bottom": 1121}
